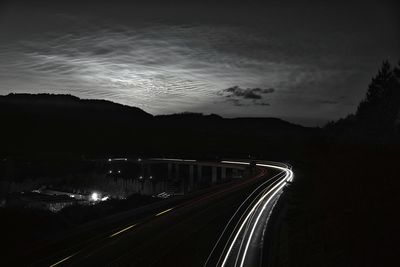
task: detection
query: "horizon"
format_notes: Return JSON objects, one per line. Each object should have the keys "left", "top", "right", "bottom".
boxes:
{"left": 1, "top": 92, "right": 330, "bottom": 126}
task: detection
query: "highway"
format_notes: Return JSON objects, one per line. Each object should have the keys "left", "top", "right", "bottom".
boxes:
{"left": 29, "top": 159, "right": 292, "bottom": 267}
{"left": 204, "top": 161, "right": 293, "bottom": 267}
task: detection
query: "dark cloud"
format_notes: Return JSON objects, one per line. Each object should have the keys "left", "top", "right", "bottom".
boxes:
{"left": 225, "top": 97, "right": 270, "bottom": 107}
{"left": 222, "top": 86, "right": 274, "bottom": 100}
{"left": 252, "top": 88, "right": 275, "bottom": 94}
{"left": 227, "top": 98, "right": 243, "bottom": 106}
{"left": 220, "top": 86, "right": 273, "bottom": 106}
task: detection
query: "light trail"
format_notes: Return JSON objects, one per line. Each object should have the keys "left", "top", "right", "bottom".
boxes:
{"left": 215, "top": 160, "right": 293, "bottom": 267}
{"left": 150, "top": 158, "right": 196, "bottom": 162}
{"left": 239, "top": 180, "right": 287, "bottom": 267}
{"left": 203, "top": 171, "right": 284, "bottom": 267}
{"left": 220, "top": 174, "right": 287, "bottom": 267}
{"left": 150, "top": 158, "right": 293, "bottom": 267}
{"left": 109, "top": 223, "right": 138, "bottom": 238}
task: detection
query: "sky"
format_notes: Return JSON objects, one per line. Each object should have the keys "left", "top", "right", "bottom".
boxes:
{"left": 0, "top": 1, "right": 399, "bottom": 126}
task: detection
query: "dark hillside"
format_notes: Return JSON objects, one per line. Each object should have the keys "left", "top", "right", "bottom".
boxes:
{"left": 0, "top": 94, "right": 317, "bottom": 158}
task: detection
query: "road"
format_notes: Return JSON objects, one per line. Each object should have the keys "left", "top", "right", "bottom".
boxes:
{"left": 29, "top": 159, "right": 292, "bottom": 267}
{"left": 204, "top": 161, "right": 293, "bottom": 267}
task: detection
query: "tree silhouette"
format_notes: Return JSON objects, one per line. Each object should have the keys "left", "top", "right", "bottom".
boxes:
{"left": 355, "top": 61, "right": 400, "bottom": 133}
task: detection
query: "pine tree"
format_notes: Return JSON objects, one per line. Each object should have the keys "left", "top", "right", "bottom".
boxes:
{"left": 355, "top": 61, "right": 400, "bottom": 132}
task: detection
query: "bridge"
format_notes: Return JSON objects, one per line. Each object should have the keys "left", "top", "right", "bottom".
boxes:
{"left": 105, "top": 158, "right": 252, "bottom": 196}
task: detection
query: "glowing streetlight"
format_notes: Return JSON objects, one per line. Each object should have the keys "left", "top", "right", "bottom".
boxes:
{"left": 91, "top": 192, "right": 99, "bottom": 201}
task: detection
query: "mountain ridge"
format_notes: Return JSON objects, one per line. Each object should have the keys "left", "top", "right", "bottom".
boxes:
{"left": 0, "top": 93, "right": 314, "bottom": 157}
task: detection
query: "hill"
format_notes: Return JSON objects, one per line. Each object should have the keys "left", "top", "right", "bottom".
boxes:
{"left": 0, "top": 93, "right": 316, "bottom": 158}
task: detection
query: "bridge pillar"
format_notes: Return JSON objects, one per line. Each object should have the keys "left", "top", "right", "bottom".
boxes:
{"left": 147, "top": 164, "right": 152, "bottom": 179}
{"left": 197, "top": 165, "right": 202, "bottom": 183}
{"left": 221, "top": 167, "right": 226, "bottom": 181}
{"left": 174, "top": 164, "right": 182, "bottom": 193}
{"left": 212, "top": 166, "right": 217, "bottom": 184}
{"left": 175, "top": 164, "right": 180, "bottom": 179}
{"left": 189, "top": 165, "right": 194, "bottom": 192}
{"left": 167, "top": 163, "right": 172, "bottom": 180}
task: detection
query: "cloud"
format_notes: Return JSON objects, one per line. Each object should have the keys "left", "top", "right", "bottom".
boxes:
{"left": 220, "top": 86, "right": 274, "bottom": 106}
{"left": 227, "top": 98, "right": 244, "bottom": 106}
{"left": 92, "top": 47, "right": 114, "bottom": 55}
{"left": 0, "top": 14, "right": 372, "bottom": 122}
{"left": 225, "top": 97, "right": 270, "bottom": 107}
{"left": 222, "top": 86, "right": 274, "bottom": 100}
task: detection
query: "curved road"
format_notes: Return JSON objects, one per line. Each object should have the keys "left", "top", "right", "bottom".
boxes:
{"left": 29, "top": 159, "right": 293, "bottom": 267}
{"left": 204, "top": 161, "right": 293, "bottom": 267}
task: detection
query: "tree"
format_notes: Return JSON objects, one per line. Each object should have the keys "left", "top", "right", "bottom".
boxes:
{"left": 355, "top": 61, "right": 400, "bottom": 133}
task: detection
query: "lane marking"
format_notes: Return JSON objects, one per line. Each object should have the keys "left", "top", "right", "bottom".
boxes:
{"left": 155, "top": 208, "right": 173, "bottom": 217}
{"left": 49, "top": 252, "right": 78, "bottom": 267}
{"left": 109, "top": 223, "right": 137, "bottom": 238}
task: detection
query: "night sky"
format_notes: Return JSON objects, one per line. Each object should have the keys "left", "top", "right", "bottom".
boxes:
{"left": 0, "top": 1, "right": 399, "bottom": 125}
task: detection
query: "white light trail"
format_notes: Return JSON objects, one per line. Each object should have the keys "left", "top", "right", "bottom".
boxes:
{"left": 150, "top": 158, "right": 196, "bottom": 162}
{"left": 204, "top": 171, "right": 284, "bottom": 267}
{"left": 217, "top": 160, "right": 293, "bottom": 267}
{"left": 239, "top": 180, "right": 287, "bottom": 267}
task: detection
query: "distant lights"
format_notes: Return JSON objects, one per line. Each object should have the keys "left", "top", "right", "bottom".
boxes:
{"left": 139, "top": 175, "right": 143, "bottom": 179}
{"left": 118, "top": 170, "right": 121, "bottom": 174}
{"left": 90, "top": 192, "right": 110, "bottom": 202}
{"left": 109, "top": 170, "right": 113, "bottom": 174}
{"left": 149, "top": 175, "right": 153, "bottom": 179}
{"left": 108, "top": 158, "right": 128, "bottom": 161}
{"left": 91, "top": 192, "right": 99, "bottom": 201}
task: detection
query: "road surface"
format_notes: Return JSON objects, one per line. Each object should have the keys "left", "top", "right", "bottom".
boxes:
{"left": 28, "top": 159, "right": 292, "bottom": 267}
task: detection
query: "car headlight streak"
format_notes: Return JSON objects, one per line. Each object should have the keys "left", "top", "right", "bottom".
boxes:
{"left": 217, "top": 160, "right": 293, "bottom": 267}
